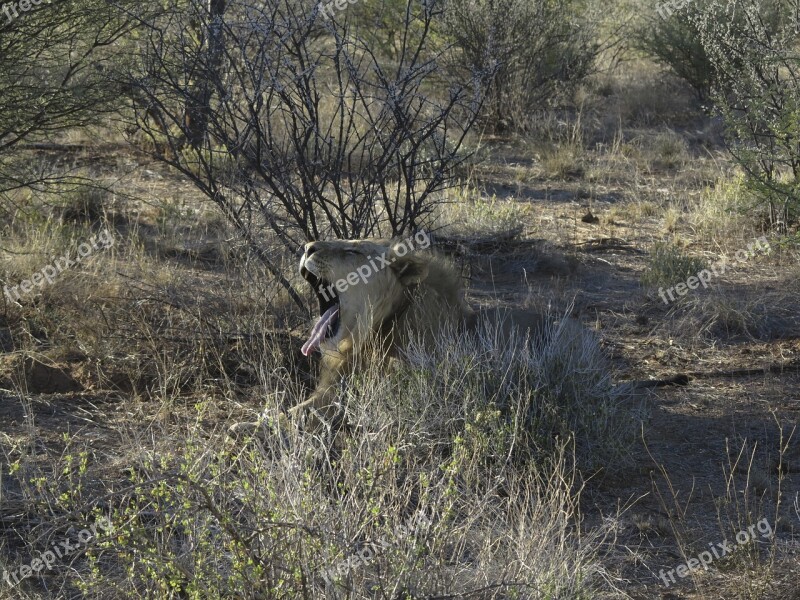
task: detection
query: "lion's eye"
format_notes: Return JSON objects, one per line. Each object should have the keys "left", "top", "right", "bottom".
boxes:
{"left": 344, "top": 250, "right": 360, "bottom": 255}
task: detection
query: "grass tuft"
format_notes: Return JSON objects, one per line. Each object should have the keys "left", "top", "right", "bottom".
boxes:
{"left": 641, "top": 242, "right": 706, "bottom": 289}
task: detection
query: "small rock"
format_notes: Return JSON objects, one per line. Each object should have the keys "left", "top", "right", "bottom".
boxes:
{"left": 581, "top": 210, "right": 599, "bottom": 224}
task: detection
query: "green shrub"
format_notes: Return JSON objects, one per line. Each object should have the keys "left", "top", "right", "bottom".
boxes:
{"left": 441, "top": 0, "right": 601, "bottom": 131}
{"left": 634, "top": 0, "right": 786, "bottom": 98}
{"left": 695, "top": 0, "right": 800, "bottom": 228}
{"left": 632, "top": 0, "right": 719, "bottom": 101}
{"left": 642, "top": 242, "right": 706, "bottom": 289}
{"left": 635, "top": 0, "right": 800, "bottom": 228}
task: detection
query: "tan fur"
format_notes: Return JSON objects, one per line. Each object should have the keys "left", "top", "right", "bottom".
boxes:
{"left": 291, "top": 238, "right": 554, "bottom": 423}
{"left": 227, "top": 238, "right": 681, "bottom": 438}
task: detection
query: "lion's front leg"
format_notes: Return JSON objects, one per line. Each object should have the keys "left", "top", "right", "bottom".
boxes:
{"left": 289, "top": 352, "right": 346, "bottom": 432}
{"left": 228, "top": 352, "right": 345, "bottom": 440}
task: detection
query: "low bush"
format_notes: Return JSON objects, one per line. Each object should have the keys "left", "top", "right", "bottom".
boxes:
{"left": 641, "top": 242, "right": 706, "bottom": 289}
{"left": 441, "top": 0, "right": 601, "bottom": 131}
{"left": 3, "top": 314, "right": 630, "bottom": 597}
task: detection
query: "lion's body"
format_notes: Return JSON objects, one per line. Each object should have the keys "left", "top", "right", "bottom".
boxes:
{"left": 292, "top": 237, "right": 557, "bottom": 420}
{"left": 227, "top": 237, "right": 684, "bottom": 437}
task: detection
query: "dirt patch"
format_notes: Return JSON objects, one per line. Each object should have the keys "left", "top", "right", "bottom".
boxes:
{"left": 0, "top": 355, "right": 83, "bottom": 394}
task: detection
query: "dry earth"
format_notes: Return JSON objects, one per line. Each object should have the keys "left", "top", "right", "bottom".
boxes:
{"left": 1, "top": 72, "right": 800, "bottom": 598}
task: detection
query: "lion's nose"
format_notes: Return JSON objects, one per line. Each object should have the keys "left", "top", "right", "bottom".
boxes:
{"left": 304, "top": 242, "right": 319, "bottom": 257}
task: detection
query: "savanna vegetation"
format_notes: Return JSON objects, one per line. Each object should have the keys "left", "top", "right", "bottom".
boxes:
{"left": 0, "top": 0, "right": 799, "bottom": 598}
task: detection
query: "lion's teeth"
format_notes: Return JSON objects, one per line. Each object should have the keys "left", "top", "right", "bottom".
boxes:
{"left": 302, "top": 258, "right": 320, "bottom": 278}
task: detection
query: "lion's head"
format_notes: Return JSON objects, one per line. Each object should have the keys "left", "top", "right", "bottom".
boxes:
{"left": 299, "top": 237, "right": 467, "bottom": 358}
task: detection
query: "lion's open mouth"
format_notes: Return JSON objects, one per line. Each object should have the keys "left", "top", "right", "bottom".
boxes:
{"left": 300, "top": 265, "right": 340, "bottom": 356}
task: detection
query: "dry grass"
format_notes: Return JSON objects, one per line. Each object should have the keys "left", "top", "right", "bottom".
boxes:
{"left": 640, "top": 242, "right": 707, "bottom": 290}
{"left": 435, "top": 188, "right": 533, "bottom": 238}
{"left": 0, "top": 248, "right": 626, "bottom": 596}
{"left": 2, "top": 50, "right": 800, "bottom": 600}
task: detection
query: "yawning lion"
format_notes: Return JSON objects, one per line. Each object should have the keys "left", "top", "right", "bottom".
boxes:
{"left": 226, "top": 236, "right": 687, "bottom": 438}
{"left": 290, "top": 237, "right": 557, "bottom": 424}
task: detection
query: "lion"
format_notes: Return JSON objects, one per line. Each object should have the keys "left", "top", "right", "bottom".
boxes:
{"left": 229, "top": 236, "right": 685, "bottom": 437}
{"left": 289, "top": 237, "right": 557, "bottom": 425}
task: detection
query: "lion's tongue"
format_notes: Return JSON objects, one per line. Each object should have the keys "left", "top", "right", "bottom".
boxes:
{"left": 301, "top": 305, "right": 339, "bottom": 356}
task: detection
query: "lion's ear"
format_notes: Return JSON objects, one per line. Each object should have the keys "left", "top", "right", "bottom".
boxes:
{"left": 389, "top": 248, "right": 429, "bottom": 286}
